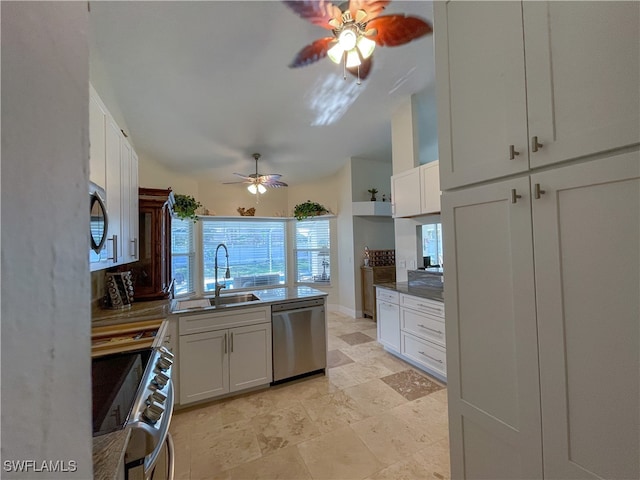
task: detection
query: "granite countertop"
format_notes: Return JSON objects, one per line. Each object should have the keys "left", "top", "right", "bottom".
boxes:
{"left": 171, "top": 286, "right": 328, "bottom": 315}
{"left": 376, "top": 281, "right": 444, "bottom": 302}
{"left": 92, "top": 299, "right": 172, "bottom": 327}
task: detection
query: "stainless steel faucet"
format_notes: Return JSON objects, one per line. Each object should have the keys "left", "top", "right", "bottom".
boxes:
{"left": 214, "top": 243, "right": 230, "bottom": 304}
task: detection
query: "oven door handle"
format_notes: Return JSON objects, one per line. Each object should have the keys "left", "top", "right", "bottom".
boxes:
{"left": 144, "top": 379, "right": 174, "bottom": 476}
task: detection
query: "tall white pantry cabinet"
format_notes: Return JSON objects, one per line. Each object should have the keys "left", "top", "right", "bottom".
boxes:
{"left": 434, "top": 2, "right": 639, "bottom": 479}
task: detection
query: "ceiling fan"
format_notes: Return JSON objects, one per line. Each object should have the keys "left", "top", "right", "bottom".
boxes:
{"left": 224, "top": 153, "right": 288, "bottom": 195}
{"left": 284, "top": 0, "right": 433, "bottom": 82}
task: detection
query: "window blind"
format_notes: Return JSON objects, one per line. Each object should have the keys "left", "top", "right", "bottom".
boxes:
{"left": 294, "top": 219, "right": 331, "bottom": 284}
{"left": 171, "top": 219, "right": 195, "bottom": 296}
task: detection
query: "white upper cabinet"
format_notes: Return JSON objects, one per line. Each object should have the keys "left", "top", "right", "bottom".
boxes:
{"left": 89, "top": 87, "right": 107, "bottom": 190}
{"left": 391, "top": 161, "right": 441, "bottom": 217}
{"left": 436, "top": 1, "right": 640, "bottom": 189}
{"left": 89, "top": 84, "right": 139, "bottom": 271}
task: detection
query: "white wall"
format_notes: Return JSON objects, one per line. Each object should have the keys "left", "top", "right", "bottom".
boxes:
{"left": 1, "top": 2, "right": 93, "bottom": 477}
{"left": 391, "top": 98, "right": 419, "bottom": 174}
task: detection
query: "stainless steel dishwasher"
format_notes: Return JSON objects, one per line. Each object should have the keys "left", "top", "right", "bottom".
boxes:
{"left": 272, "top": 297, "right": 326, "bottom": 382}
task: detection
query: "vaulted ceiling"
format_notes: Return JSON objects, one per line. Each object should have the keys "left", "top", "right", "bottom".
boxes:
{"left": 89, "top": 1, "right": 435, "bottom": 185}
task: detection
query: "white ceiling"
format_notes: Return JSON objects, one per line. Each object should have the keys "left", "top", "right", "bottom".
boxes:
{"left": 89, "top": 1, "right": 435, "bottom": 185}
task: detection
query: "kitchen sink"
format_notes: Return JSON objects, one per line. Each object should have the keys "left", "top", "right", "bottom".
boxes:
{"left": 173, "top": 293, "right": 261, "bottom": 312}
{"left": 210, "top": 293, "right": 260, "bottom": 306}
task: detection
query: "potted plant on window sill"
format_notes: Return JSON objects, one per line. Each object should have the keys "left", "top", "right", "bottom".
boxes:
{"left": 173, "top": 194, "right": 202, "bottom": 222}
{"left": 293, "top": 200, "right": 331, "bottom": 220}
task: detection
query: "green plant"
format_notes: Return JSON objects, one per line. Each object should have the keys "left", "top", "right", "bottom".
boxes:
{"left": 173, "top": 194, "right": 202, "bottom": 222}
{"left": 293, "top": 200, "right": 330, "bottom": 220}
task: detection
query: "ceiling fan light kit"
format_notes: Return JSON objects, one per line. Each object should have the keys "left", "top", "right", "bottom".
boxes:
{"left": 285, "top": 0, "right": 433, "bottom": 83}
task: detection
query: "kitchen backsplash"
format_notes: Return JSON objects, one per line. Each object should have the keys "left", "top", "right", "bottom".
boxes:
{"left": 91, "top": 270, "right": 105, "bottom": 307}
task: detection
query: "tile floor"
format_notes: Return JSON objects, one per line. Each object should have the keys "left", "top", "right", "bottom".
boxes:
{"left": 170, "top": 311, "right": 450, "bottom": 480}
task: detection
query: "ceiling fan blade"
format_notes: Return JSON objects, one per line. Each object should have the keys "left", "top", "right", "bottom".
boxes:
{"left": 258, "top": 174, "right": 283, "bottom": 182}
{"left": 367, "top": 14, "right": 432, "bottom": 47}
{"left": 231, "top": 172, "right": 253, "bottom": 180}
{"left": 348, "top": 0, "right": 390, "bottom": 22}
{"left": 282, "top": 0, "right": 342, "bottom": 29}
{"left": 264, "top": 180, "right": 289, "bottom": 188}
{"left": 347, "top": 56, "right": 373, "bottom": 80}
{"left": 289, "top": 37, "right": 335, "bottom": 68}
{"left": 222, "top": 180, "right": 251, "bottom": 185}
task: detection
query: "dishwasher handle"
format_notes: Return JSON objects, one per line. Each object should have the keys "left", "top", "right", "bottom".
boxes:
{"left": 271, "top": 298, "right": 324, "bottom": 313}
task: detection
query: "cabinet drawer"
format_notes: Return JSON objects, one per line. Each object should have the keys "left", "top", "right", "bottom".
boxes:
{"left": 401, "top": 309, "right": 446, "bottom": 347}
{"left": 376, "top": 288, "right": 399, "bottom": 304}
{"left": 179, "top": 306, "right": 269, "bottom": 335}
{"left": 401, "top": 332, "right": 447, "bottom": 378}
{"left": 400, "top": 294, "right": 444, "bottom": 317}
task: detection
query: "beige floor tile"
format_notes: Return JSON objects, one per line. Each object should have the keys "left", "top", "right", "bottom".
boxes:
{"left": 411, "top": 438, "right": 451, "bottom": 480}
{"left": 190, "top": 425, "right": 262, "bottom": 477}
{"left": 297, "top": 426, "right": 384, "bottom": 480}
{"left": 250, "top": 403, "right": 321, "bottom": 455}
{"left": 344, "top": 378, "right": 408, "bottom": 417}
{"left": 327, "top": 349, "right": 355, "bottom": 368}
{"left": 329, "top": 360, "right": 395, "bottom": 389}
{"left": 358, "top": 352, "right": 414, "bottom": 374}
{"left": 340, "top": 341, "right": 387, "bottom": 362}
{"left": 226, "top": 446, "right": 312, "bottom": 480}
{"left": 351, "top": 411, "right": 435, "bottom": 467}
{"left": 301, "top": 389, "right": 370, "bottom": 433}
{"left": 389, "top": 395, "right": 450, "bottom": 446}
{"left": 338, "top": 331, "right": 376, "bottom": 346}
{"left": 327, "top": 333, "right": 352, "bottom": 350}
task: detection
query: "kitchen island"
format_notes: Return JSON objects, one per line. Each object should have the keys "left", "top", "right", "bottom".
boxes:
{"left": 374, "top": 279, "right": 446, "bottom": 382}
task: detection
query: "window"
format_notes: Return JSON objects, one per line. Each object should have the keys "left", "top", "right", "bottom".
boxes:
{"left": 171, "top": 219, "right": 195, "bottom": 296}
{"left": 294, "top": 219, "right": 331, "bottom": 284}
{"left": 421, "top": 223, "right": 443, "bottom": 267}
{"left": 201, "top": 219, "right": 286, "bottom": 292}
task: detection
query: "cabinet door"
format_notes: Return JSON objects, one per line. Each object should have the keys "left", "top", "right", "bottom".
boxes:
{"left": 179, "top": 330, "right": 228, "bottom": 405}
{"left": 229, "top": 323, "right": 272, "bottom": 393}
{"left": 420, "top": 161, "right": 440, "bottom": 214}
{"left": 532, "top": 151, "right": 640, "bottom": 479}
{"left": 120, "top": 138, "right": 133, "bottom": 263}
{"left": 442, "top": 176, "right": 542, "bottom": 479}
{"left": 435, "top": 1, "right": 529, "bottom": 189}
{"left": 376, "top": 300, "right": 400, "bottom": 352}
{"left": 129, "top": 150, "right": 139, "bottom": 261}
{"left": 524, "top": 2, "right": 640, "bottom": 169}
{"left": 89, "top": 87, "right": 107, "bottom": 189}
{"left": 391, "top": 167, "right": 421, "bottom": 217}
{"left": 105, "top": 119, "right": 122, "bottom": 265}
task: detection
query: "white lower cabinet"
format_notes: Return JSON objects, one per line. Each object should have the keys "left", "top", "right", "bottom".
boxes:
{"left": 376, "top": 288, "right": 400, "bottom": 352}
{"left": 178, "top": 306, "right": 272, "bottom": 405}
{"left": 399, "top": 294, "right": 446, "bottom": 381}
{"left": 376, "top": 287, "right": 446, "bottom": 380}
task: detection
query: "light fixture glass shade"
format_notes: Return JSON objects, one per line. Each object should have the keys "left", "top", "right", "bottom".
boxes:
{"left": 327, "top": 42, "right": 345, "bottom": 64}
{"left": 257, "top": 184, "right": 266, "bottom": 194}
{"left": 357, "top": 36, "right": 376, "bottom": 59}
{"left": 338, "top": 29, "right": 357, "bottom": 50}
{"left": 345, "top": 49, "right": 361, "bottom": 68}
{"left": 247, "top": 183, "right": 258, "bottom": 194}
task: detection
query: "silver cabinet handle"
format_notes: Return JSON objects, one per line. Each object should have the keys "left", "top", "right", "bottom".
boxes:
{"left": 224, "top": 333, "right": 227, "bottom": 354}
{"left": 532, "top": 136, "right": 543, "bottom": 152}
{"left": 130, "top": 238, "right": 137, "bottom": 258}
{"left": 509, "top": 145, "right": 520, "bottom": 160}
{"left": 415, "top": 303, "right": 442, "bottom": 314}
{"left": 107, "top": 235, "right": 118, "bottom": 262}
{"left": 419, "top": 351, "right": 444, "bottom": 364}
{"left": 230, "top": 332, "right": 234, "bottom": 353}
{"left": 511, "top": 189, "right": 522, "bottom": 204}
{"left": 417, "top": 324, "right": 443, "bottom": 335}
{"left": 534, "top": 183, "right": 546, "bottom": 199}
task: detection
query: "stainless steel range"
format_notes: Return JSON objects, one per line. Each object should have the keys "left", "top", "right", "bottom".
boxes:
{"left": 92, "top": 345, "right": 175, "bottom": 479}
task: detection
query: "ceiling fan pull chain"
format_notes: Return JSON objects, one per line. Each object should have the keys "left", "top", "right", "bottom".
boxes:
{"left": 343, "top": 54, "right": 347, "bottom": 80}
